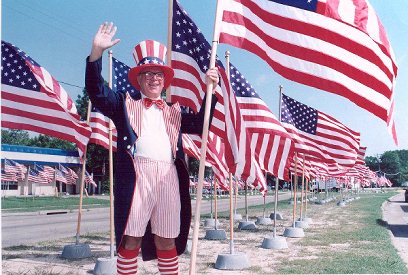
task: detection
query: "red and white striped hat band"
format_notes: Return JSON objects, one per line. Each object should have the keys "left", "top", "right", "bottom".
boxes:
{"left": 128, "top": 40, "right": 174, "bottom": 90}
{"left": 133, "top": 40, "right": 166, "bottom": 66}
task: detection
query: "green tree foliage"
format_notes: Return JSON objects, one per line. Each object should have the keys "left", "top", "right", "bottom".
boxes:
{"left": 1, "top": 129, "right": 75, "bottom": 150}
{"left": 1, "top": 129, "right": 31, "bottom": 145}
{"left": 365, "top": 150, "right": 408, "bottom": 186}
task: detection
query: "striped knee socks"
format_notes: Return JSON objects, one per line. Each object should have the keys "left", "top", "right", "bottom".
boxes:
{"left": 157, "top": 247, "right": 178, "bottom": 275}
{"left": 117, "top": 246, "right": 140, "bottom": 274}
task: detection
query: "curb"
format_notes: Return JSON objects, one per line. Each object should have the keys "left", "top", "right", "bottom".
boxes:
{"left": 2, "top": 206, "right": 109, "bottom": 217}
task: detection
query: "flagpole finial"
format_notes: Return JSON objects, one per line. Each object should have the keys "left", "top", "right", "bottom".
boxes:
{"left": 225, "top": 50, "right": 230, "bottom": 58}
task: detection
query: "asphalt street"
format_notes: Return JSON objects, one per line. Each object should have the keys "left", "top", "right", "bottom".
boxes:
{"left": 2, "top": 192, "right": 292, "bottom": 247}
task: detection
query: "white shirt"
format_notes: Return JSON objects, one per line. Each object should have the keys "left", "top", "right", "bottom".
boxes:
{"left": 134, "top": 96, "right": 173, "bottom": 162}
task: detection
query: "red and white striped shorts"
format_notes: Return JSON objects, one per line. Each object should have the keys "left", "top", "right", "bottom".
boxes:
{"left": 124, "top": 156, "right": 181, "bottom": 238}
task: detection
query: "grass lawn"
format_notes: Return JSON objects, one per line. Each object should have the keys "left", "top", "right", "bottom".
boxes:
{"left": 276, "top": 191, "right": 408, "bottom": 274}
{"left": 1, "top": 196, "right": 110, "bottom": 212}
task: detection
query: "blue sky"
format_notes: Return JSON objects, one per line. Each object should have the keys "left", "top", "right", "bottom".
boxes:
{"left": 2, "top": 0, "right": 407, "bottom": 158}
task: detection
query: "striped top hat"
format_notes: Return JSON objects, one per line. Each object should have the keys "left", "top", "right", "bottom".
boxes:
{"left": 128, "top": 40, "right": 174, "bottom": 90}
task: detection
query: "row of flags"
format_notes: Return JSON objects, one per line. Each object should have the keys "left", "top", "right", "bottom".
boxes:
{"left": 1, "top": 159, "right": 96, "bottom": 187}
{"left": 0, "top": 0, "right": 398, "bottom": 191}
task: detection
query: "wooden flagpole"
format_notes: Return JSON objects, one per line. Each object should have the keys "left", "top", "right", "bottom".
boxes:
{"left": 166, "top": 0, "right": 173, "bottom": 102}
{"left": 292, "top": 153, "right": 298, "bottom": 227}
{"left": 75, "top": 101, "right": 91, "bottom": 245}
{"left": 225, "top": 52, "right": 235, "bottom": 254}
{"left": 228, "top": 173, "right": 234, "bottom": 254}
{"left": 300, "top": 155, "right": 306, "bottom": 220}
{"left": 189, "top": 0, "right": 223, "bottom": 273}
{"left": 214, "top": 178, "right": 218, "bottom": 229}
{"left": 108, "top": 50, "right": 115, "bottom": 258}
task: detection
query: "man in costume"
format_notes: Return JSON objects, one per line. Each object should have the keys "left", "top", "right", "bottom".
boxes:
{"left": 85, "top": 22, "right": 219, "bottom": 274}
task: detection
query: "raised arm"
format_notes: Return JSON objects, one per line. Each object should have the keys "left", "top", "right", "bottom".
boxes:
{"left": 85, "top": 23, "right": 123, "bottom": 118}
{"left": 89, "top": 22, "right": 121, "bottom": 62}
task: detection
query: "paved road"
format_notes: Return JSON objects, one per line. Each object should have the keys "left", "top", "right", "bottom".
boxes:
{"left": 2, "top": 192, "right": 292, "bottom": 247}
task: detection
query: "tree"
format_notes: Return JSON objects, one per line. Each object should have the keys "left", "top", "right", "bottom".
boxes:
{"left": 1, "top": 129, "right": 31, "bottom": 145}
{"left": 380, "top": 151, "right": 401, "bottom": 184}
{"left": 29, "top": 134, "right": 76, "bottom": 150}
{"left": 365, "top": 156, "right": 380, "bottom": 172}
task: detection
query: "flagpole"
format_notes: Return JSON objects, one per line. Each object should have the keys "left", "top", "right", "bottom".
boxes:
{"left": 273, "top": 85, "right": 284, "bottom": 237}
{"left": 292, "top": 153, "right": 298, "bottom": 228}
{"left": 228, "top": 173, "right": 234, "bottom": 254}
{"left": 300, "top": 155, "right": 306, "bottom": 221}
{"left": 166, "top": 0, "right": 173, "bottom": 102}
{"left": 75, "top": 101, "right": 91, "bottom": 245}
{"left": 108, "top": 50, "right": 115, "bottom": 258}
{"left": 189, "top": 0, "right": 223, "bottom": 273}
{"left": 214, "top": 178, "right": 218, "bottom": 229}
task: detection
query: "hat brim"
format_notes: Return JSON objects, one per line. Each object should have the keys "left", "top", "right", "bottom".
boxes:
{"left": 128, "top": 64, "right": 174, "bottom": 90}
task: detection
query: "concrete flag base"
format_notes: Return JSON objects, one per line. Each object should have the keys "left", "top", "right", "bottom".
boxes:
{"left": 295, "top": 220, "right": 309, "bottom": 229}
{"left": 205, "top": 229, "right": 227, "bottom": 240}
{"left": 270, "top": 212, "right": 284, "bottom": 220}
{"left": 261, "top": 236, "right": 288, "bottom": 250}
{"left": 215, "top": 252, "right": 250, "bottom": 270}
{"left": 283, "top": 227, "right": 305, "bottom": 238}
{"left": 61, "top": 243, "right": 92, "bottom": 259}
{"left": 93, "top": 257, "right": 117, "bottom": 275}
{"left": 238, "top": 220, "right": 257, "bottom": 230}
{"left": 256, "top": 217, "right": 272, "bottom": 225}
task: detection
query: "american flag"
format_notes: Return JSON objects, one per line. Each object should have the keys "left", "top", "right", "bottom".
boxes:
{"left": 171, "top": 1, "right": 266, "bottom": 194}
{"left": 34, "top": 164, "right": 55, "bottom": 183}
{"left": 85, "top": 170, "right": 97, "bottom": 187}
{"left": 1, "top": 41, "right": 91, "bottom": 158}
{"left": 355, "top": 146, "right": 367, "bottom": 165}
{"left": 229, "top": 64, "right": 293, "bottom": 181}
{"left": 59, "top": 164, "right": 78, "bottom": 185}
{"left": 171, "top": 0, "right": 241, "bottom": 169}
{"left": 89, "top": 105, "right": 118, "bottom": 151}
{"left": 218, "top": 0, "right": 398, "bottom": 145}
{"left": 182, "top": 133, "right": 230, "bottom": 190}
{"left": 28, "top": 168, "right": 49, "bottom": 185}
{"left": 55, "top": 169, "right": 67, "bottom": 184}
{"left": 1, "top": 169, "right": 17, "bottom": 182}
{"left": 281, "top": 94, "right": 360, "bottom": 167}
{"left": 4, "top": 159, "right": 27, "bottom": 176}
{"left": 171, "top": 0, "right": 269, "bottom": 192}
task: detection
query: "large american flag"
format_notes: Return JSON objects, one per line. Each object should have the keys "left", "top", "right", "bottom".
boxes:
{"left": 281, "top": 94, "right": 360, "bottom": 168}
{"left": 355, "top": 146, "right": 367, "bottom": 165}
{"left": 229, "top": 64, "right": 293, "bottom": 181}
{"left": 171, "top": 0, "right": 269, "bottom": 191}
{"left": 218, "top": 0, "right": 398, "bottom": 145}
{"left": 171, "top": 0, "right": 241, "bottom": 169}
{"left": 1, "top": 41, "right": 91, "bottom": 158}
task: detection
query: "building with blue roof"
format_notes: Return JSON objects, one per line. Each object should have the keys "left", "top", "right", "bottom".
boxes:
{"left": 1, "top": 144, "right": 85, "bottom": 196}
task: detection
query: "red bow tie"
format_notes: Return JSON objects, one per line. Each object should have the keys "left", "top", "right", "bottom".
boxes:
{"left": 143, "top": 98, "right": 164, "bottom": 110}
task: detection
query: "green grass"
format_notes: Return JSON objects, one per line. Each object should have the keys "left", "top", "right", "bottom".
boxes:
{"left": 277, "top": 192, "right": 408, "bottom": 274}
{"left": 1, "top": 196, "right": 110, "bottom": 212}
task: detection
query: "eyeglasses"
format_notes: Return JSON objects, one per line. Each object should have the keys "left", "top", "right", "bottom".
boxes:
{"left": 140, "top": 71, "right": 164, "bottom": 81}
